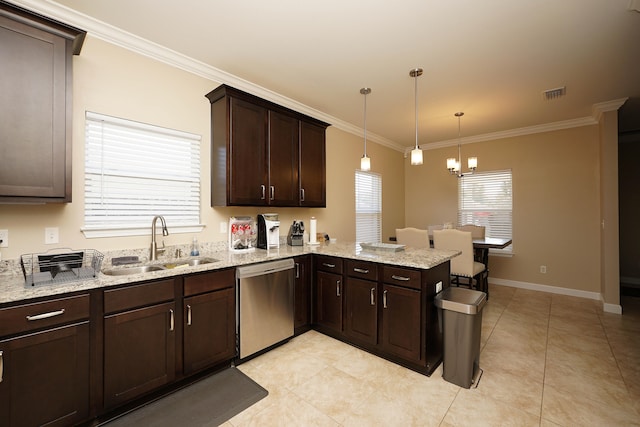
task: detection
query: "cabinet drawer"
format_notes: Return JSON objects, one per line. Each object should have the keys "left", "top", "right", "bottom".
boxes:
{"left": 382, "top": 266, "right": 421, "bottom": 290}
{"left": 0, "top": 294, "right": 89, "bottom": 337}
{"left": 104, "top": 279, "right": 175, "bottom": 314}
{"left": 316, "top": 255, "right": 343, "bottom": 274}
{"left": 184, "top": 268, "right": 235, "bottom": 297}
{"left": 346, "top": 260, "right": 378, "bottom": 281}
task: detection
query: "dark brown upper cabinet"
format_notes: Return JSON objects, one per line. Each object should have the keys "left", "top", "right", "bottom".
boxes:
{"left": 0, "top": 1, "right": 85, "bottom": 203}
{"left": 205, "top": 85, "right": 329, "bottom": 207}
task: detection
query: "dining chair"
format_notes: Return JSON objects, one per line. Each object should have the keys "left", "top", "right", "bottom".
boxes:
{"left": 395, "top": 227, "right": 430, "bottom": 248}
{"left": 433, "top": 229, "right": 488, "bottom": 295}
{"left": 456, "top": 224, "right": 485, "bottom": 239}
{"left": 457, "top": 224, "right": 486, "bottom": 263}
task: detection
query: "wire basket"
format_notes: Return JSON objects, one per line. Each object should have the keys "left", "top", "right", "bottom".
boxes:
{"left": 20, "top": 248, "right": 104, "bottom": 286}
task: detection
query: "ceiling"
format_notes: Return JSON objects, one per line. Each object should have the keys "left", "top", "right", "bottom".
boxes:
{"left": 12, "top": 0, "right": 640, "bottom": 151}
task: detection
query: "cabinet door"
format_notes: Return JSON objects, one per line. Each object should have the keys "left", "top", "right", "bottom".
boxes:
{"left": 315, "top": 270, "right": 343, "bottom": 333}
{"left": 183, "top": 288, "right": 235, "bottom": 375}
{"left": 299, "top": 121, "right": 326, "bottom": 207}
{"left": 228, "top": 97, "right": 267, "bottom": 205}
{"left": 104, "top": 302, "right": 176, "bottom": 409}
{"left": 381, "top": 284, "right": 422, "bottom": 362}
{"left": 0, "top": 14, "right": 71, "bottom": 201}
{"left": 0, "top": 322, "right": 90, "bottom": 427}
{"left": 268, "top": 110, "right": 299, "bottom": 206}
{"left": 344, "top": 278, "right": 378, "bottom": 345}
{"left": 294, "top": 255, "right": 311, "bottom": 334}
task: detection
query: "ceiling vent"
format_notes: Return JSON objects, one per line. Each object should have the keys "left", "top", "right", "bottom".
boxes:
{"left": 543, "top": 86, "right": 566, "bottom": 100}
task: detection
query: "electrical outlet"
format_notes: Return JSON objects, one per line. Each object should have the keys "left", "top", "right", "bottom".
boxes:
{"left": 540, "top": 265, "right": 547, "bottom": 274}
{"left": 45, "top": 227, "right": 59, "bottom": 245}
{"left": 220, "top": 222, "right": 228, "bottom": 233}
{"left": 435, "top": 281, "right": 443, "bottom": 293}
{"left": 0, "top": 229, "right": 8, "bottom": 248}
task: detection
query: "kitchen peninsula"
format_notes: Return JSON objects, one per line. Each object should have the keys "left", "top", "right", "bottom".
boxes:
{"left": 0, "top": 241, "right": 457, "bottom": 426}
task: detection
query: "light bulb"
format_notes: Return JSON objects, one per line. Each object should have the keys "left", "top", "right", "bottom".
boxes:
{"left": 411, "top": 148, "right": 423, "bottom": 165}
{"left": 361, "top": 155, "right": 371, "bottom": 171}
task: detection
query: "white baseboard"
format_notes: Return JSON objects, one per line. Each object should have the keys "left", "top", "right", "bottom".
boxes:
{"left": 489, "top": 277, "right": 622, "bottom": 314}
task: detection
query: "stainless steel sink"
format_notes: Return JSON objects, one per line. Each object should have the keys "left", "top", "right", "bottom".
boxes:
{"left": 102, "top": 265, "right": 166, "bottom": 276}
{"left": 102, "top": 257, "right": 219, "bottom": 276}
{"left": 162, "top": 257, "right": 218, "bottom": 269}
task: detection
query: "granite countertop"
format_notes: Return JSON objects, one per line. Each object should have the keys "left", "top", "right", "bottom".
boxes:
{"left": 0, "top": 241, "right": 459, "bottom": 305}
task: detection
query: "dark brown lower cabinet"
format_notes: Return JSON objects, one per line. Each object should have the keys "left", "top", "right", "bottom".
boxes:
{"left": 315, "top": 270, "right": 343, "bottom": 333}
{"left": 344, "top": 277, "right": 378, "bottom": 345}
{"left": 183, "top": 287, "right": 235, "bottom": 374}
{"left": 103, "top": 301, "right": 176, "bottom": 409}
{"left": 103, "top": 279, "right": 177, "bottom": 409}
{"left": 380, "top": 284, "right": 421, "bottom": 362}
{"left": 314, "top": 257, "right": 450, "bottom": 376}
{"left": 293, "top": 255, "right": 311, "bottom": 335}
{"left": 0, "top": 322, "right": 90, "bottom": 427}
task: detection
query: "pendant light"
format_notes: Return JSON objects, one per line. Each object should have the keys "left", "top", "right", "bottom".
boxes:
{"left": 409, "top": 68, "right": 424, "bottom": 165}
{"left": 360, "top": 87, "right": 371, "bottom": 171}
{"left": 446, "top": 112, "right": 477, "bottom": 177}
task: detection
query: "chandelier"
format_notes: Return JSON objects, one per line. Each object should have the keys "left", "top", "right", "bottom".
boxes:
{"left": 446, "top": 112, "right": 477, "bottom": 177}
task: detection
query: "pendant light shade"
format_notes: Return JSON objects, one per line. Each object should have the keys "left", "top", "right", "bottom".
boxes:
{"left": 410, "top": 68, "right": 423, "bottom": 165}
{"left": 360, "top": 87, "right": 371, "bottom": 171}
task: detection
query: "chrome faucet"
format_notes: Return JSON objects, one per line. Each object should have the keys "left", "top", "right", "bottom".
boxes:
{"left": 150, "top": 215, "right": 169, "bottom": 260}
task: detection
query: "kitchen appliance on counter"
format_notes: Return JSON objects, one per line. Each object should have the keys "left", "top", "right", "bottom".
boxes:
{"left": 229, "top": 216, "right": 256, "bottom": 252}
{"left": 257, "top": 213, "right": 280, "bottom": 249}
{"left": 236, "top": 258, "right": 294, "bottom": 360}
{"left": 287, "top": 220, "right": 305, "bottom": 246}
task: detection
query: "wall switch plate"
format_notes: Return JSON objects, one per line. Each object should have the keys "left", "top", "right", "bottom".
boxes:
{"left": 220, "top": 222, "right": 228, "bottom": 233}
{"left": 435, "top": 281, "right": 443, "bottom": 293}
{"left": 540, "top": 265, "right": 547, "bottom": 274}
{"left": 0, "top": 229, "right": 8, "bottom": 248}
{"left": 45, "top": 227, "right": 59, "bottom": 245}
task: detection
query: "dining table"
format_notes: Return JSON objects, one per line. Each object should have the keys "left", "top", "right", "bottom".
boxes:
{"left": 471, "top": 237, "right": 512, "bottom": 267}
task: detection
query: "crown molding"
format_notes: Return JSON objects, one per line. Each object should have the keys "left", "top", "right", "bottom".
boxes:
{"left": 592, "top": 98, "right": 628, "bottom": 122}
{"left": 417, "top": 115, "right": 599, "bottom": 154}
{"left": 7, "top": 0, "right": 406, "bottom": 153}
{"left": 6, "top": 1, "right": 628, "bottom": 156}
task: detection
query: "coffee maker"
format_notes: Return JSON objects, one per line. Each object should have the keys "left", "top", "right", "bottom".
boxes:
{"left": 287, "top": 220, "right": 304, "bottom": 246}
{"left": 257, "top": 214, "right": 280, "bottom": 249}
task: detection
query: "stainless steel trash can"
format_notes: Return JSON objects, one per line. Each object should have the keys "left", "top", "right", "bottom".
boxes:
{"left": 434, "top": 287, "right": 487, "bottom": 388}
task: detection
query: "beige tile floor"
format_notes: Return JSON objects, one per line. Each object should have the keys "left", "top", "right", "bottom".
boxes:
{"left": 225, "top": 285, "right": 640, "bottom": 427}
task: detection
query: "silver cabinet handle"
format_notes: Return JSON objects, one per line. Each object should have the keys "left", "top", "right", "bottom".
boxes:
{"left": 261, "top": 185, "right": 266, "bottom": 200}
{"left": 354, "top": 268, "right": 369, "bottom": 274}
{"left": 169, "top": 309, "right": 175, "bottom": 331}
{"left": 336, "top": 280, "right": 341, "bottom": 297}
{"left": 0, "top": 350, "right": 3, "bottom": 383}
{"left": 391, "top": 275, "right": 410, "bottom": 282}
{"left": 270, "top": 185, "right": 275, "bottom": 200}
{"left": 295, "top": 262, "right": 300, "bottom": 279}
{"left": 300, "top": 188, "right": 305, "bottom": 202}
{"left": 26, "top": 309, "right": 65, "bottom": 321}
{"left": 323, "top": 263, "right": 336, "bottom": 268}
{"left": 370, "top": 287, "right": 375, "bottom": 306}
{"left": 383, "top": 289, "right": 388, "bottom": 308}
{"left": 186, "top": 305, "right": 192, "bottom": 326}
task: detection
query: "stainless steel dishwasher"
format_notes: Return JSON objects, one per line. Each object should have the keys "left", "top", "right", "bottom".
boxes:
{"left": 236, "top": 258, "right": 294, "bottom": 360}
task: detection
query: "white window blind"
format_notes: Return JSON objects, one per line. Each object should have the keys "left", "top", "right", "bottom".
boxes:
{"left": 355, "top": 170, "right": 382, "bottom": 243}
{"left": 458, "top": 169, "right": 512, "bottom": 253}
{"left": 83, "top": 111, "right": 202, "bottom": 238}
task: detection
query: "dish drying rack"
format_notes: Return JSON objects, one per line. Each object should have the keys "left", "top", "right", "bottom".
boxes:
{"left": 20, "top": 248, "right": 104, "bottom": 286}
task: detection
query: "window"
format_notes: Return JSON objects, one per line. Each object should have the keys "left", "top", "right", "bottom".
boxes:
{"left": 458, "top": 169, "right": 512, "bottom": 253}
{"left": 355, "top": 170, "right": 382, "bottom": 243}
{"left": 83, "top": 112, "right": 202, "bottom": 238}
